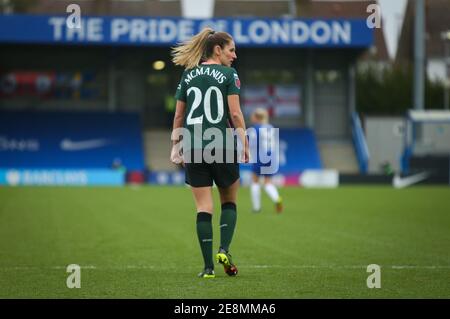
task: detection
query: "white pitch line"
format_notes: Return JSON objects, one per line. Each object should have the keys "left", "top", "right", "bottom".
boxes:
{"left": 248, "top": 265, "right": 450, "bottom": 269}
{"left": 0, "top": 265, "right": 449, "bottom": 270}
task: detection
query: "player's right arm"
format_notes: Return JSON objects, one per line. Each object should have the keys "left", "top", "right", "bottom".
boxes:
{"left": 170, "top": 100, "right": 186, "bottom": 165}
{"left": 170, "top": 73, "right": 187, "bottom": 165}
{"left": 172, "top": 100, "right": 186, "bottom": 138}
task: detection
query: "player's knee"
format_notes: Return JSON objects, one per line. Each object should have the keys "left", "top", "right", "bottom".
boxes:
{"left": 197, "top": 204, "right": 213, "bottom": 213}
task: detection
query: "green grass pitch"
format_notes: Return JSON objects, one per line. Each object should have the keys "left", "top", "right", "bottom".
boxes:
{"left": 0, "top": 186, "right": 449, "bottom": 298}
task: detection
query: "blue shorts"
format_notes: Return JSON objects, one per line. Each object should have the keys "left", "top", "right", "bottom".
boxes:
{"left": 252, "top": 162, "right": 276, "bottom": 176}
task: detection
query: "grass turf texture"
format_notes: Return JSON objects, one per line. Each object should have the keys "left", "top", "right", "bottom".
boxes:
{"left": 0, "top": 186, "right": 449, "bottom": 298}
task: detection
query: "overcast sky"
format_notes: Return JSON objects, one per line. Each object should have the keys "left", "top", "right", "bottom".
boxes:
{"left": 378, "top": 0, "right": 408, "bottom": 59}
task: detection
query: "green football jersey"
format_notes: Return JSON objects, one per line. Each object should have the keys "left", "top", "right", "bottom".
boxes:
{"left": 175, "top": 64, "right": 241, "bottom": 151}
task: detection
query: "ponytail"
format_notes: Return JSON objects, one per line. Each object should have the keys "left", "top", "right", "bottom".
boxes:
{"left": 171, "top": 28, "right": 214, "bottom": 70}
{"left": 171, "top": 28, "right": 233, "bottom": 69}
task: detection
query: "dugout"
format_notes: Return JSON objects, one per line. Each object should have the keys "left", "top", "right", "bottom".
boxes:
{"left": 0, "top": 15, "right": 373, "bottom": 139}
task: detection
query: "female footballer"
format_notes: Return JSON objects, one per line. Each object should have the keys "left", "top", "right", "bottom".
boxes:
{"left": 170, "top": 28, "right": 249, "bottom": 278}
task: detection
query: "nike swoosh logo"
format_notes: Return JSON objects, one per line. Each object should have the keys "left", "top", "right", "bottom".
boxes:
{"left": 393, "top": 172, "right": 430, "bottom": 189}
{"left": 60, "top": 138, "right": 114, "bottom": 151}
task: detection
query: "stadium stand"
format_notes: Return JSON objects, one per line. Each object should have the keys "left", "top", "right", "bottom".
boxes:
{"left": 318, "top": 140, "right": 359, "bottom": 174}
{"left": 144, "top": 129, "right": 178, "bottom": 172}
{"left": 0, "top": 111, "right": 145, "bottom": 169}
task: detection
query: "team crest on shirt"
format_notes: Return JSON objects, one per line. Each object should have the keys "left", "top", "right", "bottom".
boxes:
{"left": 233, "top": 73, "right": 240, "bottom": 89}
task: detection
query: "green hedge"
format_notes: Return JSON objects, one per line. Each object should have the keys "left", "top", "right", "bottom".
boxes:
{"left": 356, "top": 65, "right": 446, "bottom": 115}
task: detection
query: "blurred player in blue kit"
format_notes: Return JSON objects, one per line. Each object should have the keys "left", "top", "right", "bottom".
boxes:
{"left": 248, "top": 108, "right": 283, "bottom": 214}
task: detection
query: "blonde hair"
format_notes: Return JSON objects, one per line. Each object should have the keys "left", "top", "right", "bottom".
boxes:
{"left": 171, "top": 27, "right": 233, "bottom": 70}
{"left": 252, "top": 108, "right": 269, "bottom": 124}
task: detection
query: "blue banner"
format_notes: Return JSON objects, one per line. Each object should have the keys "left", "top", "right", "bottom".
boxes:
{"left": 0, "top": 169, "right": 125, "bottom": 186}
{"left": 147, "top": 171, "right": 186, "bottom": 185}
{"left": 0, "top": 14, "right": 373, "bottom": 47}
{"left": 0, "top": 111, "right": 145, "bottom": 170}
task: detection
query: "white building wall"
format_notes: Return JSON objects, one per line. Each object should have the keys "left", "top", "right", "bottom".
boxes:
{"left": 181, "top": 0, "right": 215, "bottom": 18}
{"left": 427, "top": 58, "right": 447, "bottom": 83}
{"left": 365, "top": 117, "right": 405, "bottom": 174}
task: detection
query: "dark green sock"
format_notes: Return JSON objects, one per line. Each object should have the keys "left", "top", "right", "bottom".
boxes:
{"left": 219, "top": 202, "right": 237, "bottom": 252}
{"left": 196, "top": 212, "right": 214, "bottom": 269}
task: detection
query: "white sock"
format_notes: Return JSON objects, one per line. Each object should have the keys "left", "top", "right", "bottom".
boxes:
{"left": 250, "top": 183, "right": 261, "bottom": 211}
{"left": 264, "top": 183, "right": 280, "bottom": 203}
